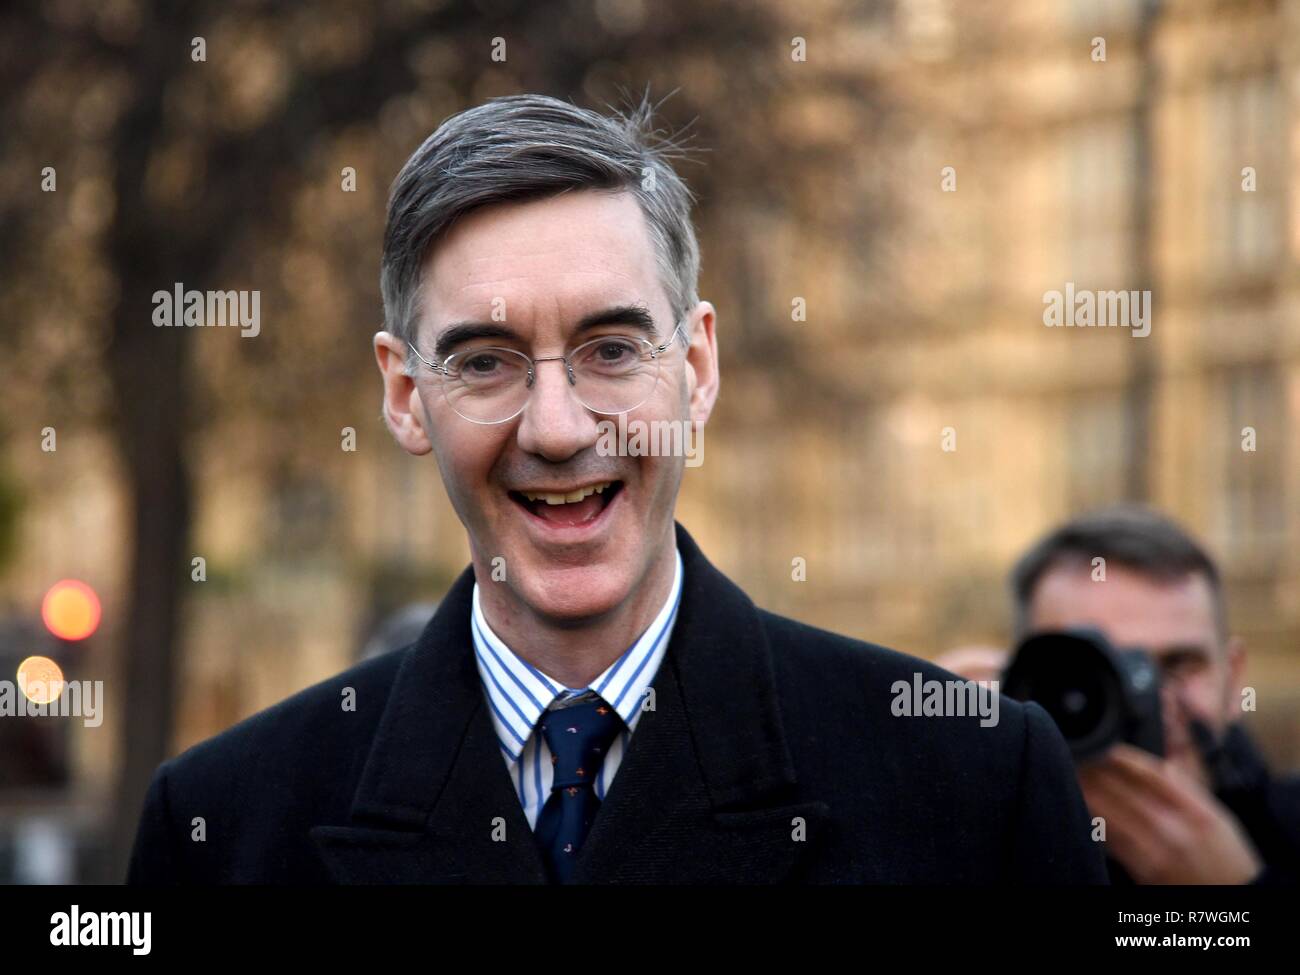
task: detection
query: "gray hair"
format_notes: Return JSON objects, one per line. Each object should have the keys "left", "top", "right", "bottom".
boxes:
{"left": 381, "top": 93, "right": 701, "bottom": 362}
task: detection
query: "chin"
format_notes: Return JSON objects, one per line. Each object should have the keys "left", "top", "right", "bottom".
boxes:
{"left": 516, "top": 558, "right": 635, "bottom": 622}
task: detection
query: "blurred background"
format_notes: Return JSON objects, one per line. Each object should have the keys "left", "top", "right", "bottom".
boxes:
{"left": 0, "top": 0, "right": 1295, "bottom": 883}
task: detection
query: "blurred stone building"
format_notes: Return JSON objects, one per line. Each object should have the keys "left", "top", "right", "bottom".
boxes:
{"left": 689, "top": 0, "right": 1300, "bottom": 765}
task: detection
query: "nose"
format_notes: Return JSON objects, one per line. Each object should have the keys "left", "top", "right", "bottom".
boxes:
{"left": 514, "top": 357, "right": 600, "bottom": 461}
{"left": 1159, "top": 681, "right": 1194, "bottom": 744}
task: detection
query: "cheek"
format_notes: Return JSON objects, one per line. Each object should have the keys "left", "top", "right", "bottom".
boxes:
{"left": 645, "top": 357, "right": 692, "bottom": 417}
{"left": 628, "top": 392, "right": 688, "bottom": 496}
{"left": 1175, "top": 671, "right": 1227, "bottom": 722}
{"left": 429, "top": 423, "right": 502, "bottom": 509}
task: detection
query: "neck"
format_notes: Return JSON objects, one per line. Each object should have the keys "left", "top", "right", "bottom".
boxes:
{"left": 474, "top": 534, "right": 678, "bottom": 689}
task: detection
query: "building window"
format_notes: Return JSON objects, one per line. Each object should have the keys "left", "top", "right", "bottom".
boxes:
{"left": 1207, "top": 73, "right": 1281, "bottom": 277}
{"left": 1220, "top": 364, "right": 1283, "bottom": 553}
{"left": 1062, "top": 389, "right": 1129, "bottom": 512}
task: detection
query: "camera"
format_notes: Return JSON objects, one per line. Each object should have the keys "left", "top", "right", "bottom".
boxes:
{"left": 1001, "top": 628, "right": 1164, "bottom": 761}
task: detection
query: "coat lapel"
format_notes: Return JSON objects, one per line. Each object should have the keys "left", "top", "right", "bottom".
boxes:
{"left": 571, "top": 524, "right": 829, "bottom": 883}
{"left": 311, "top": 522, "right": 829, "bottom": 884}
{"left": 310, "top": 566, "right": 548, "bottom": 884}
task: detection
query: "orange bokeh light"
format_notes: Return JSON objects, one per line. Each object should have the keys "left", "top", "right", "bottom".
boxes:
{"left": 41, "top": 579, "right": 101, "bottom": 641}
{"left": 17, "top": 655, "right": 65, "bottom": 704}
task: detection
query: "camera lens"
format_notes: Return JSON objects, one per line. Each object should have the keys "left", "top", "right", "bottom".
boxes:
{"left": 1003, "top": 630, "right": 1139, "bottom": 760}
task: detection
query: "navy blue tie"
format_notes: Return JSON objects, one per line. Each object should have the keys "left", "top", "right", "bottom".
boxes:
{"left": 533, "top": 694, "right": 625, "bottom": 883}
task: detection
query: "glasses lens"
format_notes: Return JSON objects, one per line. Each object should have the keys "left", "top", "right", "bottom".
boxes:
{"left": 442, "top": 347, "right": 531, "bottom": 423}
{"left": 570, "top": 335, "right": 661, "bottom": 414}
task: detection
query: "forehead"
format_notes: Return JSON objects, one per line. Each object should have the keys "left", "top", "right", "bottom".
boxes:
{"left": 420, "top": 189, "right": 666, "bottom": 324}
{"left": 1027, "top": 561, "right": 1220, "bottom": 654}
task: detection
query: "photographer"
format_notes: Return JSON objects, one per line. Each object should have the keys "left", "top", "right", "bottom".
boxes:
{"left": 939, "top": 506, "right": 1300, "bottom": 884}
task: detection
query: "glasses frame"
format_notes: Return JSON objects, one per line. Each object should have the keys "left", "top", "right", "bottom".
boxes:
{"left": 407, "top": 319, "right": 689, "bottom": 425}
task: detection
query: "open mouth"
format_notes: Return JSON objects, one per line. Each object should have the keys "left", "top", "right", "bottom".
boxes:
{"left": 508, "top": 480, "right": 624, "bottom": 528}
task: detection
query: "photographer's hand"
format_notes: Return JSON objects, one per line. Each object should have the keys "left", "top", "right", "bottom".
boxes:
{"left": 933, "top": 645, "right": 1008, "bottom": 685}
{"left": 1079, "top": 744, "right": 1263, "bottom": 884}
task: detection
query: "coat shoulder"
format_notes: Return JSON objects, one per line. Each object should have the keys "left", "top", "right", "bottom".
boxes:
{"left": 755, "top": 607, "right": 1034, "bottom": 753}
{"left": 752, "top": 608, "right": 1106, "bottom": 883}
{"left": 162, "top": 646, "right": 407, "bottom": 797}
{"left": 129, "top": 647, "right": 412, "bottom": 883}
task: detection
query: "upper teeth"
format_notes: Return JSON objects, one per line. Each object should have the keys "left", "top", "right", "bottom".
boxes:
{"left": 522, "top": 481, "right": 613, "bottom": 505}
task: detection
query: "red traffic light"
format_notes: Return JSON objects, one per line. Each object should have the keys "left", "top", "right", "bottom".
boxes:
{"left": 41, "top": 579, "right": 101, "bottom": 641}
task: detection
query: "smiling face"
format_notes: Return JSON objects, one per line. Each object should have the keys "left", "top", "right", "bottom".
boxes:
{"left": 375, "top": 188, "right": 718, "bottom": 627}
{"left": 1027, "top": 562, "right": 1245, "bottom": 786}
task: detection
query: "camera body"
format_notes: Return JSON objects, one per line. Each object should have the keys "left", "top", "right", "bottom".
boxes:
{"left": 1002, "top": 627, "right": 1164, "bottom": 761}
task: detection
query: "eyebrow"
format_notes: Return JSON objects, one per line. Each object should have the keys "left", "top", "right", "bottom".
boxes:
{"left": 431, "top": 304, "right": 659, "bottom": 360}
{"left": 1153, "top": 643, "right": 1214, "bottom": 659}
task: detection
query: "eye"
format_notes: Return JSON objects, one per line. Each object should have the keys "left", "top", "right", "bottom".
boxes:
{"left": 449, "top": 348, "right": 523, "bottom": 384}
{"left": 582, "top": 337, "right": 641, "bottom": 370}
{"left": 599, "top": 340, "right": 632, "bottom": 358}
{"left": 1159, "top": 651, "right": 1207, "bottom": 679}
{"left": 463, "top": 352, "right": 503, "bottom": 374}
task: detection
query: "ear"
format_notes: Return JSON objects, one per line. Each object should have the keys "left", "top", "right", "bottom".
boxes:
{"left": 374, "top": 331, "right": 432, "bottom": 456}
{"left": 682, "top": 301, "right": 719, "bottom": 426}
{"left": 1225, "top": 634, "right": 1247, "bottom": 702}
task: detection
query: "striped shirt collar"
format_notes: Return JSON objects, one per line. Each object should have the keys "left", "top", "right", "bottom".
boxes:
{"left": 471, "top": 547, "right": 684, "bottom": 764}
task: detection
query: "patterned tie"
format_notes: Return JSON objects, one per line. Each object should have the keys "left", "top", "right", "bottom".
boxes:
{"left": 533, "top": 694, "right": 625, "bottom": 883}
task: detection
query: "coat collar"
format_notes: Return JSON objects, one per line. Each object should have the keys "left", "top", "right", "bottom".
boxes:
{"left": 310, "top": 522, "right": 828, "bottom": 883}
